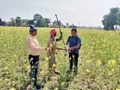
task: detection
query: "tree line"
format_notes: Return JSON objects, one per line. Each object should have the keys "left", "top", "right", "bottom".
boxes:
{"left": 0, "top": 14, "right": 73, "bottom": 28}
{"left": 6, "top": 14, "right": 51, "bottom": 27}
{"left": 0, "top": 14, "right": 78, "bottom": 28}
{"left": 2, "top": 7, "right": 120, "bottom": 29}
{"left": 102, "top": 7, "right": 120, "bottom": 30}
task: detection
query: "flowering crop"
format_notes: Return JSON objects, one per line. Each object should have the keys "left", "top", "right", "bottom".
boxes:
{"left": 0, "top": 27, "right": 120, "bottom": 90}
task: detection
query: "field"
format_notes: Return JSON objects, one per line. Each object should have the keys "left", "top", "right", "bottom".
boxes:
{"left": 0, "top": 27, "right": 120, "bottom": 90}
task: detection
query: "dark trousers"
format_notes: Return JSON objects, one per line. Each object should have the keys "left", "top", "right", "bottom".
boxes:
{"left": 69, "top": 53, "right": 79, "bottom": 73}
{"left": 28, "top": 55, "right": 39, "bottom": 85}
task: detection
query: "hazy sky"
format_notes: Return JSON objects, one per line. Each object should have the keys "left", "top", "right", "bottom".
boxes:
{"left": 0, "top": 0, "right": 120, "bottom": 26}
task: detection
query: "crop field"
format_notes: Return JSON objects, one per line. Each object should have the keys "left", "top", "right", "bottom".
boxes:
{"left": 0, "top": 27, "right": 120, "bottom": 90}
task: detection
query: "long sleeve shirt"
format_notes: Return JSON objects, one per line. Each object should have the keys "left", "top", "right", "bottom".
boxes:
{"left": 47, "top": 36, "right": 63, "bottom": 55}
{"left": 26, "top": 34, "right": 45, "bottom": 56}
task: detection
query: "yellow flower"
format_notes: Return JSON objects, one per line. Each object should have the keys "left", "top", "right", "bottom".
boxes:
{"left": 116, "top": 89, "right": 120, "bottom": 90}
{"left": 46, "top": 48, "right": 49, "bottom": 51}
{"left": 72, "top": 55, "right": 75, "bottom": 58}
{"left": 108, "top": 60, "right": 116, "bottom": 66}
{"left": 61, "top": 82, "right": 64, "bottom": 86}
{"left": 86, "top": 69, "right": 90, "bottom": 73}
{"left": 86, "top": 60, "right": 92, "bottom": 63}
{"left": 50, "top": 44, "right": 52, "bottom": 48}
{"left": 10, "top": 88, "right": 16, "bottom": 90}
{"left": 55, "top": 49, "right": 58, "bottom": 52}
{"left": 42, "top": 70, "right": 44, "bottom": 73}
{"left": 4, "top": 67, "right": 8, "bottom": 71}
{"left": 96, "top": 60, "right": 102, "bottom": 66}
{"left": 32, "top": 66, "right": 34, "bottom": 69}
{"left": 108, "top": 71, "right": 112, "bottom": 76}
{"left": 45, "top": 57, "right": 49, "bottom": 61}
{"left": 54, "top": 88, "right": 58, "bottom": 90}
{"left": 53, "top": 64, "right": 56, "bottom": 68}
{"left": 111, "top": 69, "right": 114, "bottom": 72}
{"left": 26, "top": 66, "right": 30, "bottom": 70}
{"left": 29, "top": 58, "right": 33, "bottom": 62}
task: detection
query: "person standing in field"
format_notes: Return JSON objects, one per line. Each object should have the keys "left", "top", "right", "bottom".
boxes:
{"left": 26, "top": 25, "right": 46, "bottom": 89}
{"left": 66, "top": 28, "right": 82, "bottom": 75}
{"left": 47, "top": 29, "right": 65, "bottom": 75}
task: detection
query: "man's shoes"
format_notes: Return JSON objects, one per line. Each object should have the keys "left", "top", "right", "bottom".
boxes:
{"left": 73, "top": 72, "right": 77, "bottom": 76}
{"left": 33, "top": 84, "right": 41, "bottom": 90}
{"left": 36, "top": 85, "right": 41, "bottom": 89}
{"left": 74, "top": 67, "right": 78, "bottom": 76}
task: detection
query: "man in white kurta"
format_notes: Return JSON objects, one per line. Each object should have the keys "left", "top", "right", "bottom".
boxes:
{"left": 26, "top": 25, "right": 46, "bottom": 89}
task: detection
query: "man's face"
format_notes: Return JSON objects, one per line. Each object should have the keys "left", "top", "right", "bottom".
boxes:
{"left": 30, "top": 31, "right": 37, "bottom": 36}
{"left": 71, "top": 31, "right": 77, "bottom": 37}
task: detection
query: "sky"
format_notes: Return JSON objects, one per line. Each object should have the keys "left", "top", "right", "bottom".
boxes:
{"left": 0, "top": 0, "right": 120, "bottom": 27}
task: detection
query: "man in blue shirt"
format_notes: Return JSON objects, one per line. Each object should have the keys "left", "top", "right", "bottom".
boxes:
{"left": 66, "top": 28, "right": 82, "bottom": 75}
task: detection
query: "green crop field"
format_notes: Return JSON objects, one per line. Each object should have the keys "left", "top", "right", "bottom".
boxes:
{"left": 0, "top": 27, "right": 120, "bottom": 90}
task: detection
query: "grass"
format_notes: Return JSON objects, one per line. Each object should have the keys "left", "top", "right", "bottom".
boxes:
{"left": 0, "top": 27, "right": 120, "bottom": 90}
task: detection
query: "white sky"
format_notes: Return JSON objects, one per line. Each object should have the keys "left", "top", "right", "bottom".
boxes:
{"left": 0, "top": 0, "right": 120, "bottom": 26}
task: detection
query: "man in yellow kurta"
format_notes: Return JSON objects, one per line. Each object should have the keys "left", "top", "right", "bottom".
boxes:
{"left": 47, "top": 29, "right": 65, "bottom": 75}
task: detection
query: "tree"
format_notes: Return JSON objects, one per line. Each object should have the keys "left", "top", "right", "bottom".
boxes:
{"left": 27, "top": 20, "right": 34, "bottom": 25}
{"left": 102, "top": 7, "right": 120, "bottom": 30}
{"left": 33, "top": 14, "right": 48, "bottom": 27}
{"left": 21, "top": 19, "right": 29, "bottom": 26}
{"left": 110, "top": 7, "right": 119, "bottom": 15}
{"left": 15, "top": 16, "right": 22, "bottom": 26}
{"left": 34, "top": 14, "right": 43, "bottom": 21}
{"left": 117, "top": 12, "right": 120, "bottom": 26}
{"left": 0, "top": 18, "right": 3, "bottom": 25}
{"left": 0, "top": 18, "right": 6, "bottom": 26}
{"left": 36, "top": 18, "right": 47, "bottom": 27}
{"left": 45, "top": 18, "right": 50, "bottom": 27}
{"left": 8, "top": 18, "right": 16, "bottom": 26}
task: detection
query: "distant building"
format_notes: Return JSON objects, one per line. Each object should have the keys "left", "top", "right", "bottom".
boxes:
{"left": 52, "top": 20, "right": 64, "bottom": 28}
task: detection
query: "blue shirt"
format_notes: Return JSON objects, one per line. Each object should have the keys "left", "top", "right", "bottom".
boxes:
{"left": 67, "top": 35, "right": 81, "bottom": 54}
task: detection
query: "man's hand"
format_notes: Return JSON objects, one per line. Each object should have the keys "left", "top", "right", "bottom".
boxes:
{"left": 64, "top": 45, "right": 68, "bottom": 49}
{"left": 68, "top": 47, "right": 74, "bottom": 51}
{"left": 68, "top": 48, "right": 71, "bottom": 51}
{"left": 45, "top": 47, "right": 48, "bottom": 51}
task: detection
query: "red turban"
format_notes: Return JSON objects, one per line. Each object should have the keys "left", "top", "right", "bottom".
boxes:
{"left": 50, "top": 29, "right": 56, "bottom": 35}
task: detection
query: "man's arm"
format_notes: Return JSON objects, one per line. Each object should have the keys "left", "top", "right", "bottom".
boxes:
{"left": 69, "top": 44, "right": 81, "bottom": 50}
{"left": 66, "top": 41, "right": 69, "bottom": 45}
{"left": 56, "top": 31, "right": 63, "bottom": 42}
{"left": 48, "top": 39, "right": 65, "bottom": 51}
{"left": 56, "top": 35, "right": 62, "bottom": 42}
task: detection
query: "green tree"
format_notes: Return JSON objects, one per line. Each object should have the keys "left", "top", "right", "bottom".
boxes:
{"left": 8, "top": 18, "right": 16, "bottom": 26}
{"left": 27, "top": 20, "right": 34, "bottom": 25}
{"left": 102, "top": 7, "right": 120, "bottom": 30}
{"left": 34, "top": 14, "right": 43, "bottom": 21}
{"left": 0, "top": 18, "right": 3, "bottom": 25}
{"left": 0, "top": 18, "right": 6, "bottom": 26}
{"left": 36, "top": 18, "right": 47, "bottom": 27}
{"left": 45, "top": 18, "right": 50, "bottom": 27}
{"left": 15, "top": 16, "right": 22, "bottom": 26}
{"left": 117, "top": 12, "right": 120, "bottom": 26}
{"left": 21, "top": 19, "right": 29, "bottom": 26}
